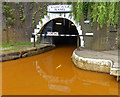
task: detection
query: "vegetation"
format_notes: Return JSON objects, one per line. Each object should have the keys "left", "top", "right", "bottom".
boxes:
{"left": 3, "top": 2, "right": 15, "bottom": 24}
{"left": 72, "top": 2, "right": 120, "bottom": 28}
{"left": 0, "top": 42, "right": 33, "bottom": 48}
{"left": 0, "top": 43, "right": 33, "bottom": 53}
{"left": 3, "top": 2, "right": 120, "bottom": 28}
{"left": 19, "top": 4, "right": 26, "bottom": 25}
{"left": 30, "top": 2, "right": 34, "bottom": 10}
{"left": 0, "top": 48, "right": 19, "bottom": 53}
{"left": 0, "top": 42, "right": 40, "bottom": 53}
{"left": 32, "top": 6, "right": 43, "bottom": 26}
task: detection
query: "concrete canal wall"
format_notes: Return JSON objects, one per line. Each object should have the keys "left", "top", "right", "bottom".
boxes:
{"left": 0, "top": 44, "right": 55, "bottom": 62}
{"left": 72, "top": 48, "right": 120, "bottom": 80}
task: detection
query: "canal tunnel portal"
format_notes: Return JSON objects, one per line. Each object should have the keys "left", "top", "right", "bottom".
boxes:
{"left": 31, "top": 5, "right": 84, "bottom": 47}
{"left": 39, "top": 18, "right": 79, "bottom": 46}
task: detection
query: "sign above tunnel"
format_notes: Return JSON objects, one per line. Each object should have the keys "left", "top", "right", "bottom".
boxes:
{"left": 47, "top": 32, "right": 59, "bottom": 36}
{"left": 47, "top": 5, "right": 72, "bottom": 13}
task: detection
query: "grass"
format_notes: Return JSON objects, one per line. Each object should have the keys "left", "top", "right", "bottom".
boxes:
{"left": 0, "top": 42, "right": 33, "bottom": 48}
{"left": 0, "top": 42, "right": 41, "bottom": 53}
{"left": 0, "top": 48, "right": 20, "bottom": 53}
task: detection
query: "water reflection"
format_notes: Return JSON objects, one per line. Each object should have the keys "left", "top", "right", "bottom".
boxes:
{"left": 35, "top": 60, "right": 77, "bottom": 93}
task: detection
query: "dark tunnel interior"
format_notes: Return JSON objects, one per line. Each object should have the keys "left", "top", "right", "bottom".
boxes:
{"left": 40, "top": 18, "right": 79, "bottom": 47}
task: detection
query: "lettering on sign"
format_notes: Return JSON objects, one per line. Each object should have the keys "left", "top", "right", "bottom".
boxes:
{"left": 47, "top": 5, "right": 72, "bottom": 13}
{"left": 47, "top": 32, "right": 59, "bottom": 36}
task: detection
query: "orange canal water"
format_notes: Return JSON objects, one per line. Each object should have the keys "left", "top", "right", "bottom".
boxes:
{"left": 2, "top": 45, "right": 118, "bottom": 95}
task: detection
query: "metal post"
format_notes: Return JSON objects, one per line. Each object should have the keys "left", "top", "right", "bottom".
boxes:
{"left": 43, "top": 36, "right": 45, "bottom": 44}
{"left": 77, "top": 35, "right": 79, "bottom": 49}
{"left": 117, "top": 76, "right": 119, "bottom": 82}
{"left": 33, "top": 35, "right": 36, "bottom": 47}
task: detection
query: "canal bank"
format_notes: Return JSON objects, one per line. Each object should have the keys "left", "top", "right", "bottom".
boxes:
{"left": 0, "top": 44, "right": 55, "bottom": 62}
{"left": 72, "top": 47, "right": 119, "bottom": 81}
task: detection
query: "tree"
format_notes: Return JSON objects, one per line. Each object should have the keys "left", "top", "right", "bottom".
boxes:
{"left": 72, "top": 2, "right": 120, "bottom": 29}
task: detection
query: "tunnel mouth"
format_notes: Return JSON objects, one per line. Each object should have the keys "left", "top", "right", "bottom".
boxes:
{"left": 40, "top": 18, "right": 79, "bottom": 47}
{"left": 53, "top": 36, "right": 77, "bottom": 47}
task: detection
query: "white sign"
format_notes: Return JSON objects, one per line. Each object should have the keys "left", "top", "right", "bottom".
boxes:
{"left": 47, "top": 32, "right": 59, "bottom": 36}
{"left": 85, "top": 33, "right": 93, "bottom": 36}
{"left": 47, "top": 5, "right": 72, "bottom": 13}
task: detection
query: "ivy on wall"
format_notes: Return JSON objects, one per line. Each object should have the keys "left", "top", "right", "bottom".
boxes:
{"left": 3, "top": 2, "right": 27, "bottom": 25}
{"left": 3, "top": 2, "right": 66, "bottom": 27}
{"left": 30, "top": 2, "right": 34, "bottom": 10}
{"left": 19, "top": 4, "right": 26, "bottom": 25}
{"left": 3, "top": 2, "right": 15, "bottom": 24}
{"left": 32, "top": 3, "right": 49, "bottom": 27}
{"left": 2, "top": 2, "right": 46, "bottom": 27}
{"left": 32, "top": 6, "right": 44, "bottom": 27}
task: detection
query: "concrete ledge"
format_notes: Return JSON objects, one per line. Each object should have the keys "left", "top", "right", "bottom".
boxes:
{"left": 0, "top": 44, "right": 55, "bottom": 62}
{"left": 72, "top": 49, "right": 120, "bottom": 78}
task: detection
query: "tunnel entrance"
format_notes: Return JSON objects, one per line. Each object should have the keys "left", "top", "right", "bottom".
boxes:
{"left": 53, "top": 36, "right": 77, "bottom": 46}
{"left": 31, "top": 4, "right": 84, "bottom": 47}
{"left": 39, "top": 18, "right": 79, "bottom": 47}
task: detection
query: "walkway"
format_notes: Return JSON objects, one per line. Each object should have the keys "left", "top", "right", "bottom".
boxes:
{"left": 74, "top": 47, "right": 119, "bottom": 78}
{"left": 76, "top": 48, "right": 118, "bottom": 65}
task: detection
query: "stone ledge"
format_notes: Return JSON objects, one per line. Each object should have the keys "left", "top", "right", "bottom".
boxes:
{"left": 72, "top": 49, "right": 120, "bottom": 79}
{"left": 0, "top": 45, "right": 55, "bottom": 62}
